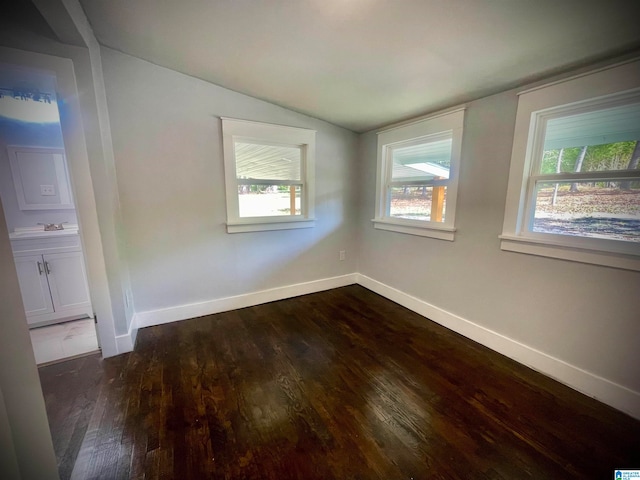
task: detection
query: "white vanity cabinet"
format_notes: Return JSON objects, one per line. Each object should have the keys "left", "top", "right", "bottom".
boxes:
{"left": 11, "top": 233, "right": 93, "bottom": 327}
{"left": 14, "top": 254, "right": 55, "bottom": 317}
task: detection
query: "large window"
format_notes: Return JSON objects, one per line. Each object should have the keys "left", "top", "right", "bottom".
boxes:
{"left": 501, "top": 59, "right": 640, "bottom": 270}
{"left": 373, "top": 108, "right": 465, "bottom": 240}
{"left": 221, "top": 118, "right": 315, "bottom": 233}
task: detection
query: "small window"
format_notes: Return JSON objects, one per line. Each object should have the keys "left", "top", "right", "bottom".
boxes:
{"left": 221, "top": 118, "right": 315, "bottom": 233}
{"left": 501, "top": 59, "right": 640, "bottom": 270}
{"left": 373, "top": 108, "right": 465, "bottom": 240}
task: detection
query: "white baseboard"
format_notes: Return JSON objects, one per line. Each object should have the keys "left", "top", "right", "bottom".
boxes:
{"left": 124, "top": 271, "right": 638, "bottom": 419}
{"left": 114, "top": 316, "right": 138, "bottom": 354}
{"left": 356, "top": 273, "right": 640, "bottom": 420}
{"left": 134, "top": 273, "right": 358, "bottom": 329}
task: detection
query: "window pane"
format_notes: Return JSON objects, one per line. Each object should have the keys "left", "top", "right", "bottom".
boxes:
{"left": 391, "top": 137, "right": 452, "bottom": 182}
{"left": 540, "top": 101, "right": 640, "bottom": 174}
{"left": 532, "top": 180, "right": 640, "bottom": 242}
{"left": 235, "top": 142, "right": 301, "bottom": 181}
{"left": 238, "top": 185, "right": 301, "bottom": 217}
{"left": 540, "top": 141, "right": 640, "bottom": 174}
{"left": 389, "top": 186, "right": 447, "bottom": 222}
{"left": 544, "top": 102, "right": 640, "bottom": 150}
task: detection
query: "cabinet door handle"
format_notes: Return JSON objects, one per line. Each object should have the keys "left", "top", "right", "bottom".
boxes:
{"left": 37, "top": 261, "right": 44, "bottom": 275}
{"left": 44, "top": 261, "right": 51, "bottom": 275}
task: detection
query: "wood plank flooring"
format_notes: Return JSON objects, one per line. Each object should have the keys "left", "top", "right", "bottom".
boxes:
{"left": 39, "top": 285, "right": 640, "bottom": 479}
{"left": 38, "top": 353, "right": 107, "bottom": 480}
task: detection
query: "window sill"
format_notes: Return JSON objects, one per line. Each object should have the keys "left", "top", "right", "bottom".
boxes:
{"left": 372, "top": 218, "right": 456, "bottom": 241}
{"left": 227, "top": 218, "right": 315, "bottom": 233}
{"left": 499, "top": 234, "right": 640, "bottom": 271}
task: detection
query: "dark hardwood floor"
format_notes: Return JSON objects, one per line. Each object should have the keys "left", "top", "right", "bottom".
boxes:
{"left": 38, "top": 352, "right": 107, "bottom": 480}
{"left": 39, "top": 285, "right": 640, "bottom": 479}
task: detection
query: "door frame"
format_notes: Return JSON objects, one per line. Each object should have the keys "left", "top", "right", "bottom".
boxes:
{"left": 0, "top": 46, "right": 119, "bottom": 357}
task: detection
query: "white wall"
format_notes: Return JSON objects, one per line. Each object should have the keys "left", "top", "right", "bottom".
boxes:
{"left": 358, "top": 88, "right": 640, "bottom": 414}
{"left": 0, "top": 197, "right": 59, "bottom": 480}
{"left": 0, "top": 386, "right": 21, "bottom": 480}
{"left": 100, "top": 48, "right": 359, "bottom": 315}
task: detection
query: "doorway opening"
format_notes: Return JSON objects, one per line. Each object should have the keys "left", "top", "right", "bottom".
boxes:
{"left": 0, "top": 62, "right": 100, "bottom": 364}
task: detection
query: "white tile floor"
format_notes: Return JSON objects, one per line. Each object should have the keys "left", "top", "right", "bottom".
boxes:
{"left": 30, "top": 318, "right": 100, "bottom": 365}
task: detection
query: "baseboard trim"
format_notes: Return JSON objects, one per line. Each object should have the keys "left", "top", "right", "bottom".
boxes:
{"left": 134, "top": 273, "right": 358, "bottom": 329}
{"left": 125, "top": 271, "right": 638, "bottom": 419}
{"left": 114, "top": 316, "right": 138, "bottom": 354}
{"left": 356, "top": 273, "right": 640, "bottom": 420}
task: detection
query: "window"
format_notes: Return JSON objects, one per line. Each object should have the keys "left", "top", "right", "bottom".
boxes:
{"left": 501, "top": 59, "right": 640, "bottom": 270}
{"left": 373, "top": 108, "right": 465, "bottom": 240}
{"left": 221, "top": 118, "right": 315, "bottom": 233}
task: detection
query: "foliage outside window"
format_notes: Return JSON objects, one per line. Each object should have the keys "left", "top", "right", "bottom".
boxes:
{"left": 373, "top": 108, "right": 465, "bottom": 240}
{"left": 501, "top": 59, "right": 640, "bottom": 271}
{"left": 221, "top": 118, "right": 315, "bottom": 233}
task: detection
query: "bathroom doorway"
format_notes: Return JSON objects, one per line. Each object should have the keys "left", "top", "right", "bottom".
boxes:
{"left": 0, "top": 62, "right": 100, "bottom": 364}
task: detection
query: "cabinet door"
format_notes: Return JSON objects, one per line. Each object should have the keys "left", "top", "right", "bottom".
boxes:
{"left": 44, "top": 251, "right": 91, "bottom": 313}
{"left": 13, "top": 255, "right": 54, "bottom": 319}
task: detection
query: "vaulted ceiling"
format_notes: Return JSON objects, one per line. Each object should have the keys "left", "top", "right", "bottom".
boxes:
{"left": 78, "top": 0, "right": 640, "bottom": 132}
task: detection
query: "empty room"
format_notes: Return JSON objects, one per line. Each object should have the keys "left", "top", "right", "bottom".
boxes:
{"left": 1, "top": 1, "right": 639, "bottom": 479}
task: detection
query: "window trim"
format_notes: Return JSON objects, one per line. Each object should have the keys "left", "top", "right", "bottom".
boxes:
{"left": 500, "top": 59, "right": 640, "bottom": 270}
{"left": 372, "top": 107, "right": 465, "bottom": 240}
{"left": 221, "top": 118, "right": 316, "bottom": 233}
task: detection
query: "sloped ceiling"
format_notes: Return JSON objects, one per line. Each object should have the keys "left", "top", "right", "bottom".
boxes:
{"left": 78, "top": 0, "right": 640, "bottom": 132}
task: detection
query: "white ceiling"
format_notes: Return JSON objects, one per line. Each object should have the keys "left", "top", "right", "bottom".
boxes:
{"left": 78, "top": 0, "right": 640, "bottom": 133}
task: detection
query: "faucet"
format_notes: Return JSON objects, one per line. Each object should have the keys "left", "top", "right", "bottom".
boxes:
{"left": 39, "top": 223, "right": 66, "bottom": 231}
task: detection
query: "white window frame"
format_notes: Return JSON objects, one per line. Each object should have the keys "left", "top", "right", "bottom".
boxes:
{"left": 372, "top": 107, "right": 465, "bottom": 241}
{"left": 221, "top": 118, "right": 316, "bottom": 233}
{"left": 500, "top": 59, "right": 640, "bottom": 271}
